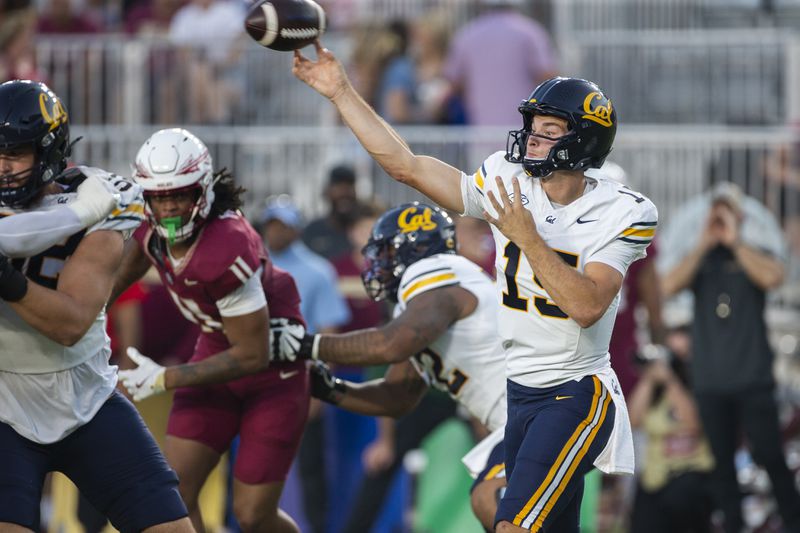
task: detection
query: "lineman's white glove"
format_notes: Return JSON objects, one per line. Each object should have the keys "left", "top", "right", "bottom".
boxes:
{"left": 118, "top": 347, "right": 167, "bottom": 401}
{"left": 68, "top": 171, "right": 123, "bottom": 226}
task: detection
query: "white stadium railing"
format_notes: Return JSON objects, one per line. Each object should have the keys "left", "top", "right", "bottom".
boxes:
{"left": 33, "top": 25, "right": 799, "bottom": 127}
{"left": 552, "top": 0, "right": 800, "bottom": 31}
{"left": 71, "top": 124, "right": 797, "bottom": 222}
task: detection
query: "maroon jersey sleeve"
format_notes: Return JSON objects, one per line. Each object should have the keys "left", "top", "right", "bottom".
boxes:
{"left": 198, "top": 213, "right": 268, "bottom": 302}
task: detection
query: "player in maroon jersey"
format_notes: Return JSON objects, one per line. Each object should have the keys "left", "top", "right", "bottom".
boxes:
{"left": 111, "top": 128, "right": 308, "bottom": 533}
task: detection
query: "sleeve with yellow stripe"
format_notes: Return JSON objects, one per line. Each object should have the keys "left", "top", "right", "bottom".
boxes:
{"left": 397, "top": 255, "right": 460, "bottom": 307}
{"left": 617, "top": 193, "right": 658, "bottom": 249}
{"left": 460, "top": 153, "right": 502, "bottom": 219}
{"left": 617, "top": 221, "right": 657, "bottom": 246}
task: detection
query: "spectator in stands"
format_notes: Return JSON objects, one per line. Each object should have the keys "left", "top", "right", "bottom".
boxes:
{"left": 125, "top": 0, "right": 182, "bottom": 35}
{"left": 38, "top": 0, "right": 102, "bottom": 34}
{"left": 168, "top": 0, "right": 246, "bottom": 123}
{"left": 350, "top": 20, "right": 419, "bottom": 124}
{"left": 411, "top": 9, "right": 465, "bottom": 124}
{"left": 443, "top": 0, "right": 557, "bottom": 127}
{"left": 125, "top": 0, "right": 183, "bottom": 123}
{"left": 628, "top": 332, "right": 715, "bottom": 533}
{"left": 259, "top": 194, "right": 351, "bottom": 335}
{"left": 660, "top": 183, "right": 800, "bottom": 533}
{"left": 302, "top": 163, "right": 359, "bottom": 259}
{"left": 82, "top": 0, "right": 123, "bottom": 31}
{"left": 0, "top": 3, "right": 41, "bottom": 82}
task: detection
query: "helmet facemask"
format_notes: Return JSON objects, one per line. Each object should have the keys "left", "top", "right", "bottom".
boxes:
{"left": 143, "top": 176, "right": 217, "bottom": 245}
{"left": 507, "top": 108, "right": 590, "bottom": 178}
{"left": 361, "top": 237, "right": 403, "bottom": 302}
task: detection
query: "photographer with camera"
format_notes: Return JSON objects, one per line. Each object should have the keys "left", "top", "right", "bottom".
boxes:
{"left": 661, "top": 183, "right": 800, "bottom": 532}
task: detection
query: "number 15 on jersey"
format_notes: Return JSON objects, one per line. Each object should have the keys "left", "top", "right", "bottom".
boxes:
{"left": 501, "top": 242, "right": 578, "bottom": 320}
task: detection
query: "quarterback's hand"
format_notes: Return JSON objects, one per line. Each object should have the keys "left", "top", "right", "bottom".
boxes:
{"left": 293, "top": 40, "right": 351, "bottom": 101}
{"left": 269, "top": 318, "right": 318, "bottom": 362}
{"left": 484, "top": 176, "right": 540, "bottom": 248}
{"left": 309, "top": 361, "right": 347, "bottom": 405}
{"left": 69, "top": 172, "right": 124, "bottom": 227}
{"left": 118, "top": 347, "right": 166, "bottom": 401}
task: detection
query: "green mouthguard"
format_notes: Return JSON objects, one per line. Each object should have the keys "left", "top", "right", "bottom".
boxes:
{"left": 159, "top": 216, "right": 182, "bottom": 245}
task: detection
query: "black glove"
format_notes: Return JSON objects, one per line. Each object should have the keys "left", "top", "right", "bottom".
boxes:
{"left": 269, "top": 317, "right": 317, "bottom": 362}
{"left": 0, "top": 255, "right": 27, "bottom": 302}
{"left": 309, "top": 361, "right": 348, "bottom": 405}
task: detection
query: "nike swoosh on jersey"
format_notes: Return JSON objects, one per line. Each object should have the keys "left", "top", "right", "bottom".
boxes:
{"left": 576, "top": 216, "right": 598, "bottom": 224}
{"left": 280, "top": 370, "right": 299, "bottom": 380}
{"left": 184, "top": 279, "right": 199, "bottom": 286}
{"left": 555, "top": 395, "right": 574, "bottom": 400}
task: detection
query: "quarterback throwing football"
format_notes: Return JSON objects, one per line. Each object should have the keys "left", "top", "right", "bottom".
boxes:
{"left": 293, "top": 41, "right": 656, "bottom": 532}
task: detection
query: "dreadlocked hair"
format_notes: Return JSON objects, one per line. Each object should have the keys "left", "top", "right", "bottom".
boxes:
{"left": 208, "top": 168, "right": 246, "bottom": 219}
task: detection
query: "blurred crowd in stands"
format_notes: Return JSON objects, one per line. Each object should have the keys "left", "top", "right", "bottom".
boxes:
{"left": 1, "top": 0, "right": 557, "bottom": 126}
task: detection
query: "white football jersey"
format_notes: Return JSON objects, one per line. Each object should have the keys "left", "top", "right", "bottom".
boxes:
{"left": 460, "top": 152, "right": 658, "bottom": 388}
{"left": 393, "top": 253, "right": 507, "bottom": 431}
{"left": 0, "top": 167, "right": 144, "bottom": 443}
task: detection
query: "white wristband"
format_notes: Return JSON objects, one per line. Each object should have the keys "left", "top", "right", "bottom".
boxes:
{"left": 311, "top": 334, "right": 322, "bottom": 360}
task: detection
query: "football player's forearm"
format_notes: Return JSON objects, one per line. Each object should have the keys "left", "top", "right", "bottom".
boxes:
{"left": 317, "top": 328, "right": 407, "bottom": 365}
{"left": 318, "top": 306, "right": 453, "bottom": 366}
{"left": 332, "top": 85, "right": 416, "bottom": 178}
{"left": 8, "top": 282, "right": 98, "bottom": 346}
{"left": 337, "top": 378, "right": 423, "bottom": 419}
{"left": 332, "top": 85, "right": 465, "bottom": 212}
{"left": 0, "top": 207, "right": 85, "bottom": 258}
{"left": 165, "top": 349, "right": 265, "bottom": 389}
{"left": 519, "top": 238, "right": 608, "bottom": 327}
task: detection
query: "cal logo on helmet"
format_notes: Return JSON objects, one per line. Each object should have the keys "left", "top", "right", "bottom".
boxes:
{"left": 397, "top": 206, "right": 437, "bottom": 233}
{"left": 581, "top": 92, "right": 613, "bottom": 128}
{"left": 38, "top": 92, "right": 68, "bottom": 132}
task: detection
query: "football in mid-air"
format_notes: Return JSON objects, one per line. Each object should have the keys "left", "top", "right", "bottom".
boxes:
{"left": 245, "top": 0, "right": 326, "bottom": 52}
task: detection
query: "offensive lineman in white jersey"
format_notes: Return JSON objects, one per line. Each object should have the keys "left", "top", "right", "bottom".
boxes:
{"left": 0, "top": 80, "right": 193, "bottom": 532}
{"left": 290, "top": 41, "right": 657, "bottom": 532}
{"left": 272, "top": 202, "right": 507, "bottom": 529}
